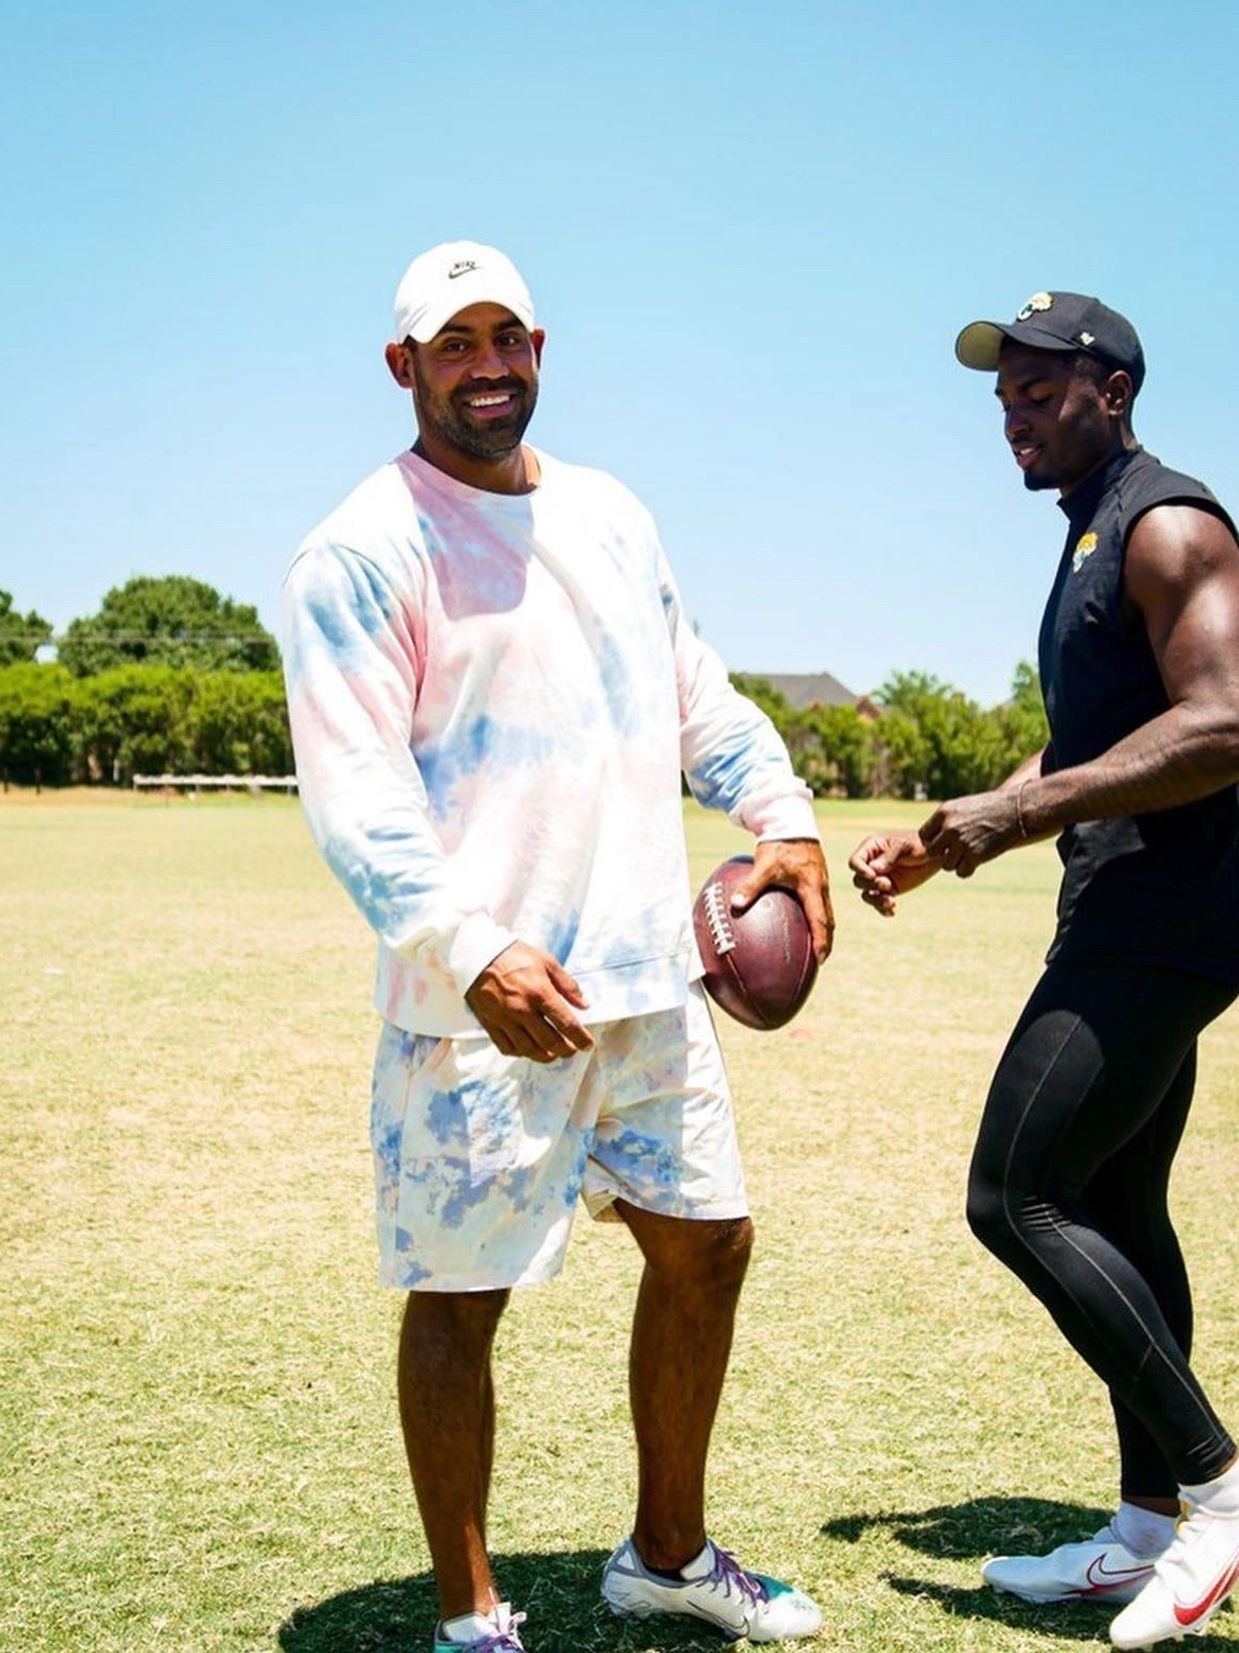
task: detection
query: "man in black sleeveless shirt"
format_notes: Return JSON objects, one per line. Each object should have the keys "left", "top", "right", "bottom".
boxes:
{"left": 850, "top": 292, "right": 1239, "bottom": 1649}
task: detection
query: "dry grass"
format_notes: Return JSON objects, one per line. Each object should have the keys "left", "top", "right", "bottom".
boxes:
{"left": 4, "top": 796, "right": 1239, "bottom": 1652}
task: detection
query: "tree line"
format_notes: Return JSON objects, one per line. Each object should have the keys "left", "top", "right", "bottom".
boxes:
{"left": 0, "top": 577, "right": 1047, "bottom": 794}
{"left": 0, "top": 576, "right": 288, "bottom": 786}
{"left": 733, "top": 663, "right": 1048, "bottom": 801}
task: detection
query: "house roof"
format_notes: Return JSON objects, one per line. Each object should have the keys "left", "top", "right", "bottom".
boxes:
{"left": 748, "top": 671, "right": 859, "bottom": 709}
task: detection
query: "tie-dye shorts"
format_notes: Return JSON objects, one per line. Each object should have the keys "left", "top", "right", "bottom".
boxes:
{"left": 370, "top": 982, "right": 748, "bottom": 1291}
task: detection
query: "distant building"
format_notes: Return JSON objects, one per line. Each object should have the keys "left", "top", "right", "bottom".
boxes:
{"left": 747, "top": 671, "right": 880, "bottom": 720}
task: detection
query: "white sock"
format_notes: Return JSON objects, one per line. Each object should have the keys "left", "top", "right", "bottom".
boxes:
{"left": 1182, "top": 1458, "right": 1239, "bottom": 1514}
{"left": 676, "top": 1542, "right": 714, "bottom": 1581}
{"left": 1112, "top": 1500, "right": 1178, "bottom": 1557}
{"left": 440, "top": 1607, "right": 502, "bottom": 1644}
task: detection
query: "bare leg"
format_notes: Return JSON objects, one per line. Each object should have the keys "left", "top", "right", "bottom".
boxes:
{"left": 616, "top": 1200, "right": 754, "bottom": 1570}
{"left": 398, "top": 1289, "right": 510, "bottom": 1620}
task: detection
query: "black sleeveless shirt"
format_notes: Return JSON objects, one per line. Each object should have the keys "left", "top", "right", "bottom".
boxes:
{"left": 1037, "top": 446, "right": 1239, "bottom": 982}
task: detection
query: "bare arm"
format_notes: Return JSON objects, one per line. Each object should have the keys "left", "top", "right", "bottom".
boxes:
{"left": 1021, "top": 507, "right": 1239, "bottom": 830}
{"left": 921, "top": 506, "right": 1239, "bottom": 876}
{"left": 848, "top": 745, "right": 1055, "bottom": 915}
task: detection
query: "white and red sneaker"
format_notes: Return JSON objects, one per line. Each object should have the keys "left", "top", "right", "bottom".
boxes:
{"left": 1110, "top": 1502, "right": 1239, "bottom": 1648}
{"left": 983, "top": 1525, "right": 1161, "bottom": 1605}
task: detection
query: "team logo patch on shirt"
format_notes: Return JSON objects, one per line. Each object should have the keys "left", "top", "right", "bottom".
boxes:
{"left": 1017, "top": 291, "right": 1054, "bottom": 321}
{"left": 1072, "top": 531, "right": 1098, "bottom": 573}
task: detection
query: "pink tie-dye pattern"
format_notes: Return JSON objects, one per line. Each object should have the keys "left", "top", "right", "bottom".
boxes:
{"left": 283, "top": 446, "right": 818, "bottom": 1037}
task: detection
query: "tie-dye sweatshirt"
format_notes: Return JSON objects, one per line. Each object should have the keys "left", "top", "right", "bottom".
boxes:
{"left": 281, "top": 446, "right": 818, "bottom": 1036}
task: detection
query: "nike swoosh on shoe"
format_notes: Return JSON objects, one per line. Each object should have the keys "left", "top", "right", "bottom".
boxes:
{"left": 1085, "top": 1556, "right": 1156, "bottom": 1593}
{"left": 1173, "top": 1551, "right": 1239, "bottom": 1626}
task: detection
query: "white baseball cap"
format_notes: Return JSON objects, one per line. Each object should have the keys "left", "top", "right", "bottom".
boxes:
{"left": 392, "top": 240, "right": 536, "bottom": 344}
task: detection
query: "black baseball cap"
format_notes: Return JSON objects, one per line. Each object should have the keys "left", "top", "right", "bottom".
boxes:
{"left": 955, "top": 290, "right": 1145, "bottom": 394}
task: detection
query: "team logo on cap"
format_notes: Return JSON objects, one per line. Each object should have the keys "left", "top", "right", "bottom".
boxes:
{"left": 1072, "top": 531, "right": 1098, "bottom": 573}
{"left": 1016, "top": 291, "right": 1054, "bottom": 321}
{"left": 447, "top": 259, "right": 479, "bottom": 279}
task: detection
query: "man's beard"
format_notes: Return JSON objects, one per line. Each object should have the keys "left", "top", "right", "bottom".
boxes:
{"left": 413, "top": 356, "right": 538, "bottom": 462}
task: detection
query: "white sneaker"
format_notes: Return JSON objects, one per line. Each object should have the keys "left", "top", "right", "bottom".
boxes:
{"left": 432, "top": 1603, "right": 526, "bottom": 1652}
{"left": 983, "top": 1525, "right": 1161, "bottom": 1605}
{"left": 601, "top": 1536, "right": 822, "bottom": 1642}
{"left": 1110, "top": 1503, "right": 1239, "bottom": 1648}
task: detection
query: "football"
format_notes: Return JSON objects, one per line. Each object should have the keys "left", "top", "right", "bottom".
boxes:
{"left": 692, "top": 855, "right": 818, "bottom": 1030}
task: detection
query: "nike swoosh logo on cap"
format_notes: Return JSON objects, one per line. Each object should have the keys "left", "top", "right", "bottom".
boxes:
{"left": 1173, "top": 1551, "right": 1239, "bottom": 1625}
{"left": 447, "top": 260, "right": 478, "bottom": 279}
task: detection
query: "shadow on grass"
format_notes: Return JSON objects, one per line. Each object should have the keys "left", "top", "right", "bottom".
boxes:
{"left": 883, "top": 1575, "right": 1234, "bottom": 1646}
{"left": 278, "top": 1548, "right": 742, "bottom": 1653}
{"left": 820, "top": 1493, "right": 1111, "bottom": 1560}
{"left": 823, "top": 1496, "right": 1237, "bottom": 1645}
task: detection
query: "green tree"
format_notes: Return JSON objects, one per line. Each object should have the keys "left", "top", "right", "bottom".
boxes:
{"left": 877, "top": 669, "right": 1008, "bottom": 798}
{"left": 995, "top": 659, "right": 1049, "bottom": 773}
{"left": 76, "top": 666, "right": 198, "bottom": 782}
{"left": 59, "top": 576, "right": 279, "bottom": 677}
{"left": 0, "top": 590, "right": 53, "bottom": 666}
{"left": 814, "top": 704, "right": 872, "bottom": 798}
{"left": 782, "top": 704, "right": 873, "bottom": 798}
{"left": 0, "top": 664, "right": 79, "bottom": 786}
{"left": 729, "top": 672, "right": 793, "bottom": 731}
{"left": 781, "top": 709, "right": 829, "bottom": 796}
{"left": 868, "top": 706, "right": 929, "bottom": 799}
{"left": 191, "top": 672, "right": 293, "bottom": 774}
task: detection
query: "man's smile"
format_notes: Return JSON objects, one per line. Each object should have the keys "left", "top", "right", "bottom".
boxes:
{"left": 461, "top": 387, "right": 522, "bottom": 420}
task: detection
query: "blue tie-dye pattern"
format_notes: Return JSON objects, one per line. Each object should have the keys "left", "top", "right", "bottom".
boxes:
{"left": 595, "top": 905, "right": 686, "bottom": 968}
{"left": 687, "top": 738, "right": 781, "bottom": 817}
{"left": 505, "top": 1165, "right": 538, "bottom": 1213}
{"left": 440, "top": 1168, "right": 502, "bottom": 1231}
{"left": 369, "top": 988, "right": 746, "bottom": 1289}
{"left": 544, "top": 908, "right": 581, "bottom": 962}
{"left": 426, "top": 1085, "right": 465, "bottom": 1147}
{"left": 562, "top": 1134, "right": 592, "bottom": 1207}
{"left": 391, "top": 1236, "right": 431, "bottom": 1284}
{"left": 301, "top": 554, "right": 394, "bottom": 668}
{"left": 607, "top": 1128, "right": 682, "bottom": 1190}
{"left": 327, "top": 833, "right": 431, "bottom": 935}
{"left": 470, "top": 1089, "right": 520, "bottom": 1173}
{"left": 594, "top": 627, "right": 641, "bottom": 737}
{"left": 351, "top": 554, "right": 399, "bottom": 631}
{"left": 418, "top": 715, "right": 561, "bottom": 815}
{"left": 373, "top": 1122, "right": 402, "bottom": 1180}
{"left": 414, "top": 715, "right": 490, "bottom": 804}
{"left": 304, "top": 588, "right": 354, "bottom": 659}
{"left": 284, "top": 450, "right": 816, "bottom": 1040}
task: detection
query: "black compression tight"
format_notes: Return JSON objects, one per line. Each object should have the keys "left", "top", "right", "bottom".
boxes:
{"left": 967, "top": 960, "right": 1237, "bottom": 1497}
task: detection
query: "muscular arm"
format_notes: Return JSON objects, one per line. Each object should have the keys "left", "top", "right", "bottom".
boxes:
{"left": 1020, "top": 506, "right": 1239, "bottom": 832}
{"left": 921, "top": 506, "right": 1239, "bottom": 876}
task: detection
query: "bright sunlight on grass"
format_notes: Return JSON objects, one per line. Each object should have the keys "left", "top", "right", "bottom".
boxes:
{"left": 5, "top": 796, "right": 1239, "bottom": 1652}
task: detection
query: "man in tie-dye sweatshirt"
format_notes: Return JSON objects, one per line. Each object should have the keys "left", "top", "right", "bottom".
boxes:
{"left": 281, "top": 241, "right": 832, "bottom": 1653}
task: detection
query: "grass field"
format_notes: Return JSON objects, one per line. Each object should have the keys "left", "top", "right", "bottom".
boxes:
{"left": 5, "top": 794, "right": 1239, "bottom": 1653}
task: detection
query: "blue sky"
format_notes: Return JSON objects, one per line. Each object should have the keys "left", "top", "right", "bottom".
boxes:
{"left": 4, "top": 0, "right": 1237, "bottom": 704}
